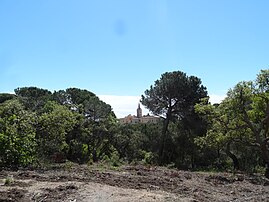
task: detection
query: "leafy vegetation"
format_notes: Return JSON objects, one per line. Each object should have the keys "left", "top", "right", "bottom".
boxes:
{"left": 141, "top": 71, "right": 208, "bottom": 166}
{"left": 1, "top": 69, "right": 269, "bottom": 179}
{"left": 0, "top": 99, "right": 37, "bottom": 167}
{"left": 195, "top": 69, "right": 269, "bottom": 177}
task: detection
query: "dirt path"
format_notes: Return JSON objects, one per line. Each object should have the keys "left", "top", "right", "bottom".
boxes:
{"left": 0, "top": 180, "right": 182, "bottom": 202}
{"left": 0, "top": 164, "right": 269, "bottom": 201}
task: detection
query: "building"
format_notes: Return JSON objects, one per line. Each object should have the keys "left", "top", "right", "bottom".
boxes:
{"left": 119, "top": 104, "right": 160, "bottom": 124}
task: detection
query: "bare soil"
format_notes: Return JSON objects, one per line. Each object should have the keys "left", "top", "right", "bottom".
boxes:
{"left": 0, "top": 164, "right": 269, "bottom": 201}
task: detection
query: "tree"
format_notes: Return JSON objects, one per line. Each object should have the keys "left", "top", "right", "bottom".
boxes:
{"left": 195, "top": 98, "right": 253, "bottom": 171}
{"left": 53, "top": 88, "right": 114, "bottom": 120}
{"left": 141, "top": 71, "right": 208, "bottom": 164}
{"left": 87, "top": 113, "right": 118, "bottom": 162}
{"left": 36, "top": 101, "right": 76, "bottom": 161}
{"left": 53, "top": 88, "right": 117, "bottom": 163}
{"left": 114, "top": 123, "right": 149, "bottom": 162}
{"left": 0, "top": 93, "right": 16, "bottom": 104}
{"left": 196, "top": 70, "right": 269, "bottom": 178}
{"left": 14, "top": 87, "right": 52, "bottom": 112}
{"left": 0, "top": 99, "right": 37, "bottom": 167}
{"left": 228, "top": 72, "right": 269, "bottom": 177}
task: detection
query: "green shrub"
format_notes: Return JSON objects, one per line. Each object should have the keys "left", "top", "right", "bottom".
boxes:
{"left": 3, "top": 175, "right": 14, "bottom": 185}
{"left": 0, "top": 100, "right": 37, "bottom": 167}
{"left": 140, "top": 150, "right": 157, "bottom": 165}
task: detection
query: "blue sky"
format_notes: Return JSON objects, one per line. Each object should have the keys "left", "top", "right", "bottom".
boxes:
{"left": 1, "top": 1, "right": 268, "bottom": 117}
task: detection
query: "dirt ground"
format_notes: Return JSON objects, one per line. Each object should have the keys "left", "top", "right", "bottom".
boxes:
{"left": 0, "top": 164, "right": 269, "bottom": 202}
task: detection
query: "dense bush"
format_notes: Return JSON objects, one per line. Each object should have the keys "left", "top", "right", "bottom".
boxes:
{"left": 0, "top": 100, "right": 37, "bottom": 167}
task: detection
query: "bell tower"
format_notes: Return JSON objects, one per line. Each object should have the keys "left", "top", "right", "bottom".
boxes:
{"left": 137, "top": 103, "right": 142, "bottom": 118}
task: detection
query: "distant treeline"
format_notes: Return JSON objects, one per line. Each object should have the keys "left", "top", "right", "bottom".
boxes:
{"left": 1, "top": 69, "right": 269, "bottom": 178}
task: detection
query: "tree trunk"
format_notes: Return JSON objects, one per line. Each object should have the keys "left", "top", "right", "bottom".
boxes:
{"left": 242, "top": 109, "right": 269, "bottom": 178}
{"left": 265, "top": 163, "right": 269, "bottom": 179}
{"left": 92, "top": 149, "right": 97, "bottom": 162}
{"left": 159, "top": 117, "right": 170, "bottom": 165}
{"left": 260, "top": 141, "right": 269, "bottom": 178}
{"left": 226, "top": 141, "right": 240, "bottom": 170}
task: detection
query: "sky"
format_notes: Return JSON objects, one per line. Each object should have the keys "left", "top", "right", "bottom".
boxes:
{"left": 1, "top": 0, "right": 269, "bottom": 117}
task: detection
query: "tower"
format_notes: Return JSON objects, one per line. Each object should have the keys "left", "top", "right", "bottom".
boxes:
{"left": 137, "top": 103, "right": 142, "bottom": 118}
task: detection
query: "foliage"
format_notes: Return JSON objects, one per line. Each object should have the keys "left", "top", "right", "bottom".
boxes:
{"left": 102, "top": 149, "right": 121, "bottom": 167}
{"left": 0, "top": 93, "right": 16, "bottom": 104}
{"left": 1, "top": 87, "right": 117, "bottom": 167}
{"left": 141, "top": 71, "right": 207, "bottom": 118}
{"left": 1, "top": 69, "right": 269, "bottom": 178}
{"left": 141, "top": 151, "right": 157, "bottom": 165}
{"left": 141, "top": 71, "right": 208, "bottom": 165}
{"left": 114, "top": 123, "right": 152, "bottom": 162}
{"left": 14, "top": 87, "right": 52, "bottom": 112}
{"left": 3, "top": 175, "right": 14, "bottom": 185}
{"left": 53, "top": 88, "right": 117, "bottom": 163}
{"left": 195, "top": 69, "right": 269, "bottom": 177}
{"left": 53, "top": 88, "right": 114, "bottom": 120}
{"left": 0, "top": 99, "right": 37, "bottom": 167}
{"left": 36, "top": 101, "right": 76, "bottom": 160}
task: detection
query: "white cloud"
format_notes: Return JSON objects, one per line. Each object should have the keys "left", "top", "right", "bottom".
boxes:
{"left": 99, "top": 95, "right": 149, "bottom": 118}
{"left": 209, "top": 94, "right": 226, "bottom": 104}
{"left": 99, "top": 94, "right": 226, "bottom": 118}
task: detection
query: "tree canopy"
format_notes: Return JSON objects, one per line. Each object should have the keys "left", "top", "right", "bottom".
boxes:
{"left": 141, "top": 71, "right": 208, "bottom": 164}
{"left": 195, "top": 69, "right": 269, "bottom": 177}
{"left": 1, "top": 69, "right": 269, "bottom": 179}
